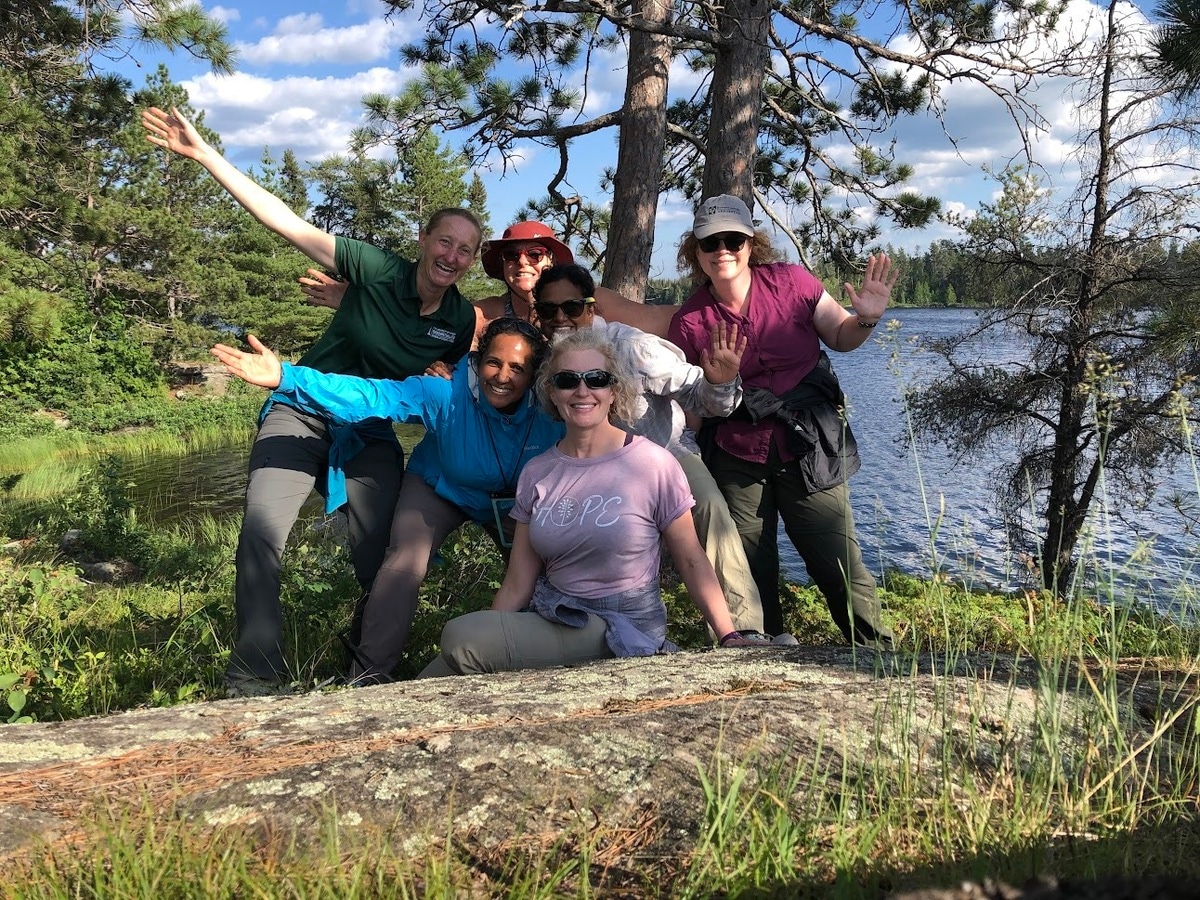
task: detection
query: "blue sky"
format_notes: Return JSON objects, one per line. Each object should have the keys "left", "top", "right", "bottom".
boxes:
{"left": 113, "top": 0, "right": 1161, "bottom": 278}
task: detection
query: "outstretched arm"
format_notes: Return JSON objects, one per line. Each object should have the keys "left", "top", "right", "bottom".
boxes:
{"left": 593, "top": 287, "right": 677, "bottom": 339}
{"left": 298, "top": 268, "right": 346, "bottom": 310}
{"left": 212, "top": 336, "right": 439, "bottom": 426}
{"left": 142, "top": 106, "right": 336, "bottom": 270}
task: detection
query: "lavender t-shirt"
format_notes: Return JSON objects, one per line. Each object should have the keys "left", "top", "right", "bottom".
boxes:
{"left": 511, "top": 436, "right": 694, "bottom": 598}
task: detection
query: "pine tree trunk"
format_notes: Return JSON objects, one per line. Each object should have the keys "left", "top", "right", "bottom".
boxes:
{"left": 701, "top": 0, "right": 770, "bottom": 205}
{"left": 604, "top": 0, "right": 671, "bottom": 301}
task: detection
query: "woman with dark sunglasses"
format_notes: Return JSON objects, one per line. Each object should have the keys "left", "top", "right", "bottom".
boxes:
{"left": 668, "top": 195, "right": 899, "bottom": 650}
{"left": 418, "top": 328, "right": 760, "bottom": 677}
{"left": 210, "top": 318, "right": 564, "bottom": 684}
{"left": 527, "top": 263, "right": 777, "bottom": 642}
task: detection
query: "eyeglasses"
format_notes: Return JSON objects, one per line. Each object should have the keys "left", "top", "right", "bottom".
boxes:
{"left": 550, "top": 369, "right": 617, "bottom": 390}
{"left": 500, "top": 246, "right": 551, "bottom": 265}
{"left": 505, "top": 318, "right": 545, "bottom": 342}
{"left": 534, "top": 298, "right": 594, "bottom": 320}
{"left": 697, "top": 233, "right": 749, "bottom": 253}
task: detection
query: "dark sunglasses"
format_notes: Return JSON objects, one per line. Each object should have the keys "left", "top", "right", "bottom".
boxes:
{"left": 505, "top": 318, "right": 544, "bottom": 342}
{"left": 500, "top": 246, "right": 550, "bottom": 264}
{"left": 550, "top": 369, "right": 617, "bottom": 390}
{"left": 697, "top": 232, "right": 749, "bottom": 253}
{"left": 534, "top": 298, "right": 594, "bottom": 320}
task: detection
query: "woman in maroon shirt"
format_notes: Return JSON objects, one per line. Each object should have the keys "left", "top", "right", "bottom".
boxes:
{"left": 667, "top": 195, "right": 898, "bottom": 649}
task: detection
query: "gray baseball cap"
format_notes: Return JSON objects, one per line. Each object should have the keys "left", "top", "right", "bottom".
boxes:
{"left": 692, "top": 194, "right": 755, "bottom": 239}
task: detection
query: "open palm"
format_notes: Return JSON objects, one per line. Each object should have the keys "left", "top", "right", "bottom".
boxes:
{"left": 700, "top": 321, "right": 748, "bottom": 384}
{"left": 844, "top": 253, "right": 898, "bottom": 322}
{"left": 210, "top": 334, "right": 283, "bottom": 389}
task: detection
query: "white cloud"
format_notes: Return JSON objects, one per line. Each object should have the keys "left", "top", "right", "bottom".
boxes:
{"left": 236, "top": 16, "right": 408, "bottom": 65}
{"left": 275, "top": 13, "right": 326, "bottom": 34}
{"left": 208, "top": 6, "right": 241, "bottom": 25}
{"left": 182, "top": 67, "right": 411, "bottom": 161}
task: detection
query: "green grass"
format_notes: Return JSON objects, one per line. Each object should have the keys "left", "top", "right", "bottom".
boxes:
{"left": 2, "top": 394, "right": 1199, "bottom": 895}
{"left": 0, "top": 392, "right": 262, "bottom": 476}
{"left": 2, "top": 483, "right": 1197, "bottom": 895}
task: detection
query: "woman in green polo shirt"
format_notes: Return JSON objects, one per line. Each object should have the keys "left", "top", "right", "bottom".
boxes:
{"left": 142, "top": 106, "right": 482, "bottom": 696}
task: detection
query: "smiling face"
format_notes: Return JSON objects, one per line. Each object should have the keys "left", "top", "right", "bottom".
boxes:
{"left": 549, "top": 348, "right": 613, "bottom": 429}
{"left": 477, "top": 332, "right": 536, "bottom": 414}
{"left": 501, "top": 241, "right": 555, "bottom": 300}
{"left": 695, "top": 231, "right": 752, "bottom": 286}
{"left": 535, "top": 277, "right": 596, "bottom": 340}
{"left": 416, "top": 214, "right": 482, "bottom": 295}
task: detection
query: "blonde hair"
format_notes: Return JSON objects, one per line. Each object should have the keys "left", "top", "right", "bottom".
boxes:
{"left": 676, "top": 230, "right": 781, "bottom": 284}
{"left": 536, "top": 328, "right": 641, "bottom": 426}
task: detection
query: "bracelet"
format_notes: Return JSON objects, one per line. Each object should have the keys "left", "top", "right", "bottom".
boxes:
{"left": 718, "top": 631, "right": 741, "bottom": 647}
{"left": 857, "top": 317, "right": 879, "bottom": 328}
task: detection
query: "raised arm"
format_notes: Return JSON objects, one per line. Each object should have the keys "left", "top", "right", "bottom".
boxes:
{"left": 627, "top": 327, "right": 742, "bottom": 418}
{"left": 142, "top": 106, "right": 336, "bottom": 270}
{"left": 812, "top": 252, "right": 898, "bottom": 352}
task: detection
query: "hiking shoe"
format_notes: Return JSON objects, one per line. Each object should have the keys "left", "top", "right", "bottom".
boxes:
{"left": 736, "top": 630, "right": 775, "bottom": 644}
{"left": 771, "top": 632, "right": 800, "bottom": 646}
{"left": 223, "top": 674, "right": 295, "bottom": 699}
{"left": 718, "top": 630, "right": 775, "bottom": 648}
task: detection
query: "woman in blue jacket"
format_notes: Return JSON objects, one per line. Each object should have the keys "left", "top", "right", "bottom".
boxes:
{"left": 211, "top": 318, "right": 563, "bottom": 684}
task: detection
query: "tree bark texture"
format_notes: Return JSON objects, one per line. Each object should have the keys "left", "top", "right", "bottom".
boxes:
{"left": 701, "top": 0, "right": 770, "bottom": 207}
{"left": 604, "top": 0, "right": 671, "bottom": 301}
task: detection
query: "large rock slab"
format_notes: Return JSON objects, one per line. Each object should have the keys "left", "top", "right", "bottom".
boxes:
{"left": 0, "top": 647, "right": 1181, "bottom": 866}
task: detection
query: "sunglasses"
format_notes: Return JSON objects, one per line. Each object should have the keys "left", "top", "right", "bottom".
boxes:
{"left": 697, "top": 233, "right": 749, "bottom": 253}
{"left": 500, "top": 246, "right": 550, "bottom": 265}
{"left": 534, "top": 298, "right": 594, "bottom": 320}
{"left": 549, "top": 369, "right": 617, "bottom": 390}
{"left": 503, "top": 318, "right": 544, "bottom": 342}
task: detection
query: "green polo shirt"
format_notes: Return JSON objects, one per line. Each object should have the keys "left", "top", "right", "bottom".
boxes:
{"left": 296, "top": 237, "right": 475, "bottom": 379}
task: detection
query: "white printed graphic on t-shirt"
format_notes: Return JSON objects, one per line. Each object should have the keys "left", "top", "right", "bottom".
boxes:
{"left": 533, "top": 494, "right": 623, "bottom": 528}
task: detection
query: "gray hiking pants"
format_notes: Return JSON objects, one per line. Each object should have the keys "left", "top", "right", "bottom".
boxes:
{"left": 227, "top": 403, "right": 403, "bottom": 682}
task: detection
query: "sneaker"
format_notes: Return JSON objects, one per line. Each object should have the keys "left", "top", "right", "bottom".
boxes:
{"left": 736, "top": 630, "right": 775, "bottom": 645}
{"left": 771, "top": 632, "right": 800, "bottom": 646}
{"left": 223, "top": 674, "right": 295, "bottom": 699}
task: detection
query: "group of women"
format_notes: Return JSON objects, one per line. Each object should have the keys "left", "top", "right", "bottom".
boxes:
{"left": 144, "top": 105, "right": 897, "bottom": 694}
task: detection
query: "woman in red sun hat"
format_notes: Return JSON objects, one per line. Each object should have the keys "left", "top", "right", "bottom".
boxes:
{"left": 474, "top": 220, "right": 574, "bottom": 329}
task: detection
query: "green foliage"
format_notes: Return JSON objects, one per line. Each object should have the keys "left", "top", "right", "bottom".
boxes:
{"left": 358, "top": 0, "right": 1070, "bottom": 266}
{"left": 308, "top": 152, "right": 408, "bottom": 249}
{"left": 0, "top": 555, "right": 229, "bottom": 722}
{"left": 1148, "top": 0, "right": 1200, "bottom": 97}
{"left": 0, "top": 304, "right": 164, "bottom": 414}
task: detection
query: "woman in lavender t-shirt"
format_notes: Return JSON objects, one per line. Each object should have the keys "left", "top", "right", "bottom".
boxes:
{"left": 419, "top": 329, "right": 758, "bottom": 677}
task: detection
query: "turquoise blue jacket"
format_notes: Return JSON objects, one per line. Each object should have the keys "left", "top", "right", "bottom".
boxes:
{"left": 274, "top": 359, "right": 563, "bottom": 523}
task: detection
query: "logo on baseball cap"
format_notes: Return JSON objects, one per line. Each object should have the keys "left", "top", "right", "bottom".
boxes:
{"left": 692, "top": 195, "right": 755, "bottom": 239}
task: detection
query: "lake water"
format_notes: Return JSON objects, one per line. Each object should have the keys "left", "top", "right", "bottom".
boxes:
{"left": 824, "top": 308, "right": 1198, "bottom": 611}
{"left": 117, "top": 309, "right": 1199, "bottom": 611}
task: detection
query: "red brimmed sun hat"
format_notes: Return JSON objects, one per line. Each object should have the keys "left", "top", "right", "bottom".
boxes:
{"left": 481, "top": 220, "right": 575, "bottom": 280}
